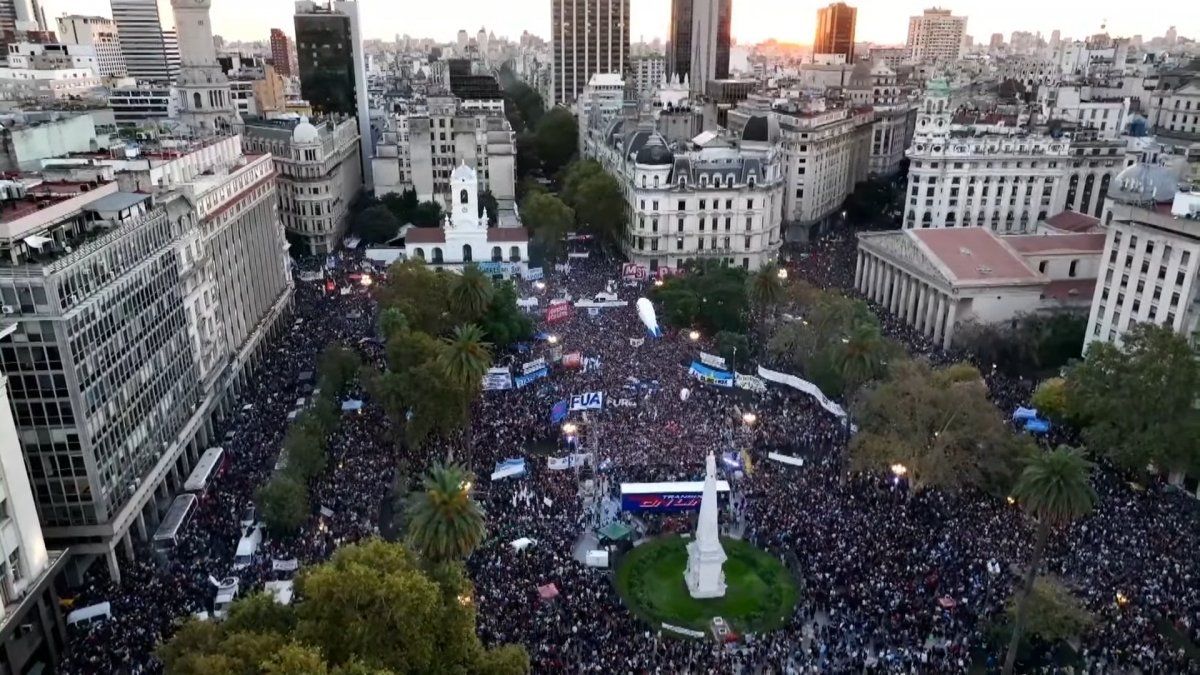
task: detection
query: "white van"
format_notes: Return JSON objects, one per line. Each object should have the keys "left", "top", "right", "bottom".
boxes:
{"left": 233, "top": 527, "right": 262, "bottom": 570}
{"left": 213, "top": 578, "right": 239, "bottom": 619}
{"left": 66, "top": 601, "right": 112, "bottom": 626}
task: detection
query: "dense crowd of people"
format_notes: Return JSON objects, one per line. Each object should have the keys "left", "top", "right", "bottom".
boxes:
{"left": 58, "top": 236, "right": 1200, "bottom": 674}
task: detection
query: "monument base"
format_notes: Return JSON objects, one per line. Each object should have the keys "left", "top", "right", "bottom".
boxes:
{"left": 684, "top": 540, "right": 727, "bottom": 599}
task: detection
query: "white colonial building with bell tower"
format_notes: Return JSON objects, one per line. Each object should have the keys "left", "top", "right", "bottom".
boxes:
{"left": 401, "top": 163, "right": 530, "bottom": 277}
{"left": 171, "top": 0, "right": 238, "bottom": 136}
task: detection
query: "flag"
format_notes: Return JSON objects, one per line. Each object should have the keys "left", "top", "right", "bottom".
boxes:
{"left": 550, "top": 400, "right": 568, "bottom": 423}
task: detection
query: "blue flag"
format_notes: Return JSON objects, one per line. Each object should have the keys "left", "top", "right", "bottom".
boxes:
{"left": 550, "top": 400, "right": 569, "bottom": 423}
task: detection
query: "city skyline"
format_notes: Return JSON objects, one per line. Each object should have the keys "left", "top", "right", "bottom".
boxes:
{"left": 38, "top": 0, "right": 1190, "bottom": 46}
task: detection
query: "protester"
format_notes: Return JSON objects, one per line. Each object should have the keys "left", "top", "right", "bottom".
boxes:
{"left": 59, "top": 244, "right": 1199, "bottom": 674}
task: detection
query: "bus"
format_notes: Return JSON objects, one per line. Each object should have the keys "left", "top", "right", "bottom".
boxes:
{"left": 183, "top": 447, "right": 225, "bottom": 495}
{"left": 153, "top": 494, "right": 198, "bottom": 553}
{"left": 620, "top": 481, "right": 731, "bottom": 513}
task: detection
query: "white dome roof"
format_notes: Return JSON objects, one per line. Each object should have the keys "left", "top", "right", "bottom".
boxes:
{"left": 292, "top": 116, "right": 319, "bottom": 144}
{"left": 1113, "top": 161, "right": 1184, "bottom": 203}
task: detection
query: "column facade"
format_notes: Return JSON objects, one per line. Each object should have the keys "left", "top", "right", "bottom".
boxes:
{"left": 943, "top": 300, "right": 959, "bottom": 349}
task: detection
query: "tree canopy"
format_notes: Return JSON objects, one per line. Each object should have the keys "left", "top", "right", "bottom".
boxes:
{"left": 519, "top": 192, "right": 573, "bottom": 264}
{"left": 850, "top": 360, "right": 1031, "bottom": 493}
{"left": 652, "top": 260, "right": 749, "bottom": 335}
{"left": 1062, "top": 323, "right": 1200, "bottom": 476}
{"left": 560, "top": 160, "right": 626, "bottom": 250}
{"left": 406, "top": 463, "right": 487, "bottom": 564}
{"left": 158, "top": 540, "right": 529, "bottom": 675}
{"left": 533, "top": 108, "right": 578, "bottom": 176}
{"left": 355, "top": 205, "right": 400, "bottom": 245}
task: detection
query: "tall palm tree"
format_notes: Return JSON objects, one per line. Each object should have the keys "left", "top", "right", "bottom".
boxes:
{"left": 836, "top": 321, "right": 885, "bottom": 394}
{"left": 406, "top": 463, "right": 486, "bottom": 564}
{"left": 449, "top": 265, "right": 494, "bottom": 322}
{"left": 748, "top": 264, "right": 785, "bottom": 317}
{"left": 438, "top": 324, "right": 493, "bottom": 391}
{"left": 1003, "top": 447, "right": 1096, "bottom": 675}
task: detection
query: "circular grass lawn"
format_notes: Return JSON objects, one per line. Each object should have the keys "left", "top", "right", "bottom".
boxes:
{"left": 615, "top": 535, "right": 797, "bottom": 635}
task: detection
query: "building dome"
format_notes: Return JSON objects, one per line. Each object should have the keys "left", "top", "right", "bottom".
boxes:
{"left": 292, "top": 116, "right": 319, "bottom": 144}
{"left": 1112, "top": 162, "right": 1184, "bottom": 203}
{"left": 741, "top": 114, "right": 780, "bottom": 144}
{"left": 635, "top": 134, "right": 674, "bottom": 165}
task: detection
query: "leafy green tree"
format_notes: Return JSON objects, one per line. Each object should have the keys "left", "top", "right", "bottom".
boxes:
{"left": 438, "top": 324, "right": 492, "bottom": 392}
{"left": 1063, "top": 323, "right": 1200, "bottom": 476}
{"left": 281, "top": 422, "right": 327, "bottom": 483}
{"left": 653, "top": 261, "right": 749, "bottom": 334}
{"left": 401, "top": 362, "right": 470, "bottom": 450}
{"left": 1003, "top": 447, "right": 1096, "bottom": 675}
{"left": 519, "top": 192, "right": 573, "bottom": 264}
{"left": 478, "top": 190, "right": 499, "bottom": 226}
{"left": 835, "top": 321, "right": 892, "bottom": 397}
{"left": 1005, "top": 576, "right": 1094, "bottom": 646}
{"left": 1030, "top": 314, "right": 1086, "bottom": 371}
{"left": 381, "top": 189, "right": 419, "bottom": 222}
{"left": 377, "top": 308, "right": 408, "bottom": 342}
{"left": 1031, "top": 377, "right": 1068, "bottom": 420}
{"left": 714, "top": 331, "right": 750, "bottom": 369}
{"left": 258, "top": 476, "right": 310, "bottom": 536}
{"left": 514, "top": 131, "right": 541, "bottom": 181}
{"left": 318, "top": 343, "right": 362, "bottom": 394}
{"left": 479, "top": 281, "right": 533, "bottom": 349}
{"left": 406, "top": 463, "right": 487, "bottom": 564}
{"left": 449, "top": 265, "right": 496, "bottom": 323}
{"left": 410, "top": 201, "right": 445, "bottom": 228}
{"left": 356, "top": 206, "right": 401, "bottom": 245}
{"left": 571, "top": 169, "right": 626, "bottom": 250}
{"left": 376, "top": 260, "right": 452, "bottom": 336}
{"left": 533, "top": 108, "right": 577, "bottom": 175}
{"left": 161, "top": 540, "right": 528, "bottom": 675}
{"left": 850, "top": 361, "right": 1025, "bottom": 492}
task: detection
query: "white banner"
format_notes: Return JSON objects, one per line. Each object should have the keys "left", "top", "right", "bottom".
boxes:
{"left": 523, "top": 267, "right": 544, "bottom": 280}
{"left": 583, "top": 356, "right": 601, "bottom": 372}
{"left": 547, "top": 453, "right": 592, "bottom": 470}
{"left": 736, "top": 373, "right": 767, "bottom": 393}
{"left": 517, "top": 297, "right": 539, "bottom": 309}
{"left": 554, "top": 263, "right": 571, "bottom": 273}
{"left": 522, "top": 358, "right": 547, "bottom": 375}
{"left": 699, "top": 352, "right": 728, "bottom": 369}
{"left": 768, "top": 452, "right": 806, "bottom": 467}
{"left": 629, "top": 337, "right": 645, "bottom": 347}
{"left": 482, "top": 367, "right": 513, "bottom": 391}
{"left": 569, "top": 391, "right": 605, "bottom": 411}
{"left": 575, "top": 300, "right": 628, "bottom": 309}
{"left": 272, "top": 558, "right": 300, "bottom": 572}
{"left": 757, "top": 366, "right": 847, "bottom": 418}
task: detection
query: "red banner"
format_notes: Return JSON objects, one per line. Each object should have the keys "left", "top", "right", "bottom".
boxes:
{"left": 546, "top": 301, "right": 573, "bottom": 323}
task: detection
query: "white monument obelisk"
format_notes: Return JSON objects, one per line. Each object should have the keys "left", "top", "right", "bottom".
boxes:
{"left": 685, "top": 451, "right": 727, "bottom": 598}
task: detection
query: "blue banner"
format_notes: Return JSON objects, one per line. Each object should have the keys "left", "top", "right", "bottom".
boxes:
{"left": 515, "top": 367, "right": 548, "bottom": 389}
{"left": 550, "top": 400, "right": 569, "bottom": 423}
{"left": 688, "top": 361, "right": 734, "bottom": 388}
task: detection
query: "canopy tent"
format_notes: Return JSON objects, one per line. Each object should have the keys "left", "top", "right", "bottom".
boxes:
{"left": 340, "top": 399, "right": 364, "bottom": 412}
{"left": 597, "top": 521, "right": 634, "bottom": 541}
{"left": 1012, "top": 407, "right": 1039, "bottom": 422}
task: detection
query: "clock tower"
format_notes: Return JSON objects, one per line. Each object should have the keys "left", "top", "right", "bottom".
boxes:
{"left": 171, "top": 0, "right": 238, "bottom": 137}
{"left": 449, "top": 162, "right": 483, "bottom": 231}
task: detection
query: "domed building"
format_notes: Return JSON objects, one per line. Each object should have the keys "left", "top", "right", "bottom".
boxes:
{"left": 582, "top": 113, "right": 787, "bottom": 273}
{"left": 240, "top": 114, "right": 364, "bottom": 254}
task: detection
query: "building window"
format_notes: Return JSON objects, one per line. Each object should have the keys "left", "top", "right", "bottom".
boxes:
{"left": 1038, "top": 261, "right": 1047, "bottom": 274}
{"left": 510, "top": 246, "right": 521, "bottom": 262}
{"left": 460, "top": 189, "right": 469, "bottom": 204}
{"left": 432, "top": 248, "right": 444, "bottom": 264}
{"left": 414, "top": 247, "right": 425, "bottom": 260}
{"left": 491, "top": 246, "right": 502, "bottom": 262}
{"left": 1068, "top": 260, "right": 1078, "bottom": 277}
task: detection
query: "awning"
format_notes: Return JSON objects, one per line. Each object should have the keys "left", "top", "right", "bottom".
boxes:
{"left": 24, "top": 235, "right": 52, "bottom": 249}
{"left": 598, "top": 521, "right": 633, "bottom": 541}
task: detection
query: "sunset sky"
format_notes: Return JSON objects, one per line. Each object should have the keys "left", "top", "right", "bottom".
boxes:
{"left": 39, "top": 0, "right": 1191, "bottom": 46}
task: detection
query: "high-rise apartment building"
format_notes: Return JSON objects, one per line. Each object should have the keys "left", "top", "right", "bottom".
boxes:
{"left": 56, "top": 15, "right": 128, "bottom": 77}
{"left": 0, "top": 353, "right": 67, "bottom": 675}
{"left": 905, "top": 7, "right": 967, "bottom": 63}
{"left": 1085, "top": 164, "right": 1198, "bottom": 350}
{"left": 110, "top": 0, "right": 179, "bottom": 82}
{"left": 172, "top": 0, "right": 238, "bottom": 135}
{"left": 269, "top": 28, "right": 297, "bottom": 77}
{"left": 294, "top": 0, "right": 371, "bottom": 187}
{"left": 666, "top": 0, "right": 730, "bottom": 95}
{"left": 814, "top": 2, "right": 857, "bottom": 63}
{"left": 550, "top": 0, "right": 630, "bottom": 106}
{"left": 0, "top": 0, "right": 43, "bottom": 34}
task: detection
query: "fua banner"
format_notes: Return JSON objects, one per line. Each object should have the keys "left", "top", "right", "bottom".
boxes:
{"left": 570, "top": 391, "right": 605, "bottom": 411}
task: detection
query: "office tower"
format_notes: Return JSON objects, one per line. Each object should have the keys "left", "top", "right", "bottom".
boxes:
{"left": 814, "top": 2, "right": 857, "bottom": 63}
{"left": 56, "top": 15, "right": 128, "bottom": 77}
{"left": 172, "top": 0, "right": 238, "bottom": 136}
{"left": 294, "top": 0, "right": 371, "bottom": 186}
{"left": 0, "top": 353, "right": 67, "bottom": 674}
{"left": 550, "top": 0, "right": 630, "bottom": 106}
{"left": 1050, "top": 29, "right": 1062, "bottom": 49}
{"left": 111, "top": 0, "right": 179, "bottom": 82}
{"left": 0, "top": 0, "right": 41, "bottom": 33}
{"left": 269, "top": 28, "right": 297, "bottom": 77}
{"left": 905, "top": 7, "right": 967, "bottom": 63}
{"left": 667, "top": 0, "right": 730, "bottom": 94}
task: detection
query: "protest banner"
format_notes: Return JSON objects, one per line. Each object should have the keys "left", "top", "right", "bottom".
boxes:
{"left": 569, "top": 391, "right": 604, "bottom": 411}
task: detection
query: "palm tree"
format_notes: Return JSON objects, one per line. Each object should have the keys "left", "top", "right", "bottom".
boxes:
{"left": 1003, "top": 447, "right": 1096, "bottom": 675}
{"left": 449, "top": 264, "right": 494, "bottom": 322}
{"left": 836, "top": 321, "right": 885, "bottom": 394}
{"left": 748, "top": 265, "right": 784, "bottom": 315}
{"left": 406, "top": 463, "right": 486, "bottom": 564}
{"left": 438, "top": 324, "right": 493, "bottom": 391}
{"left": 377, "top": 307, "right": 408, "bottom": 342}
